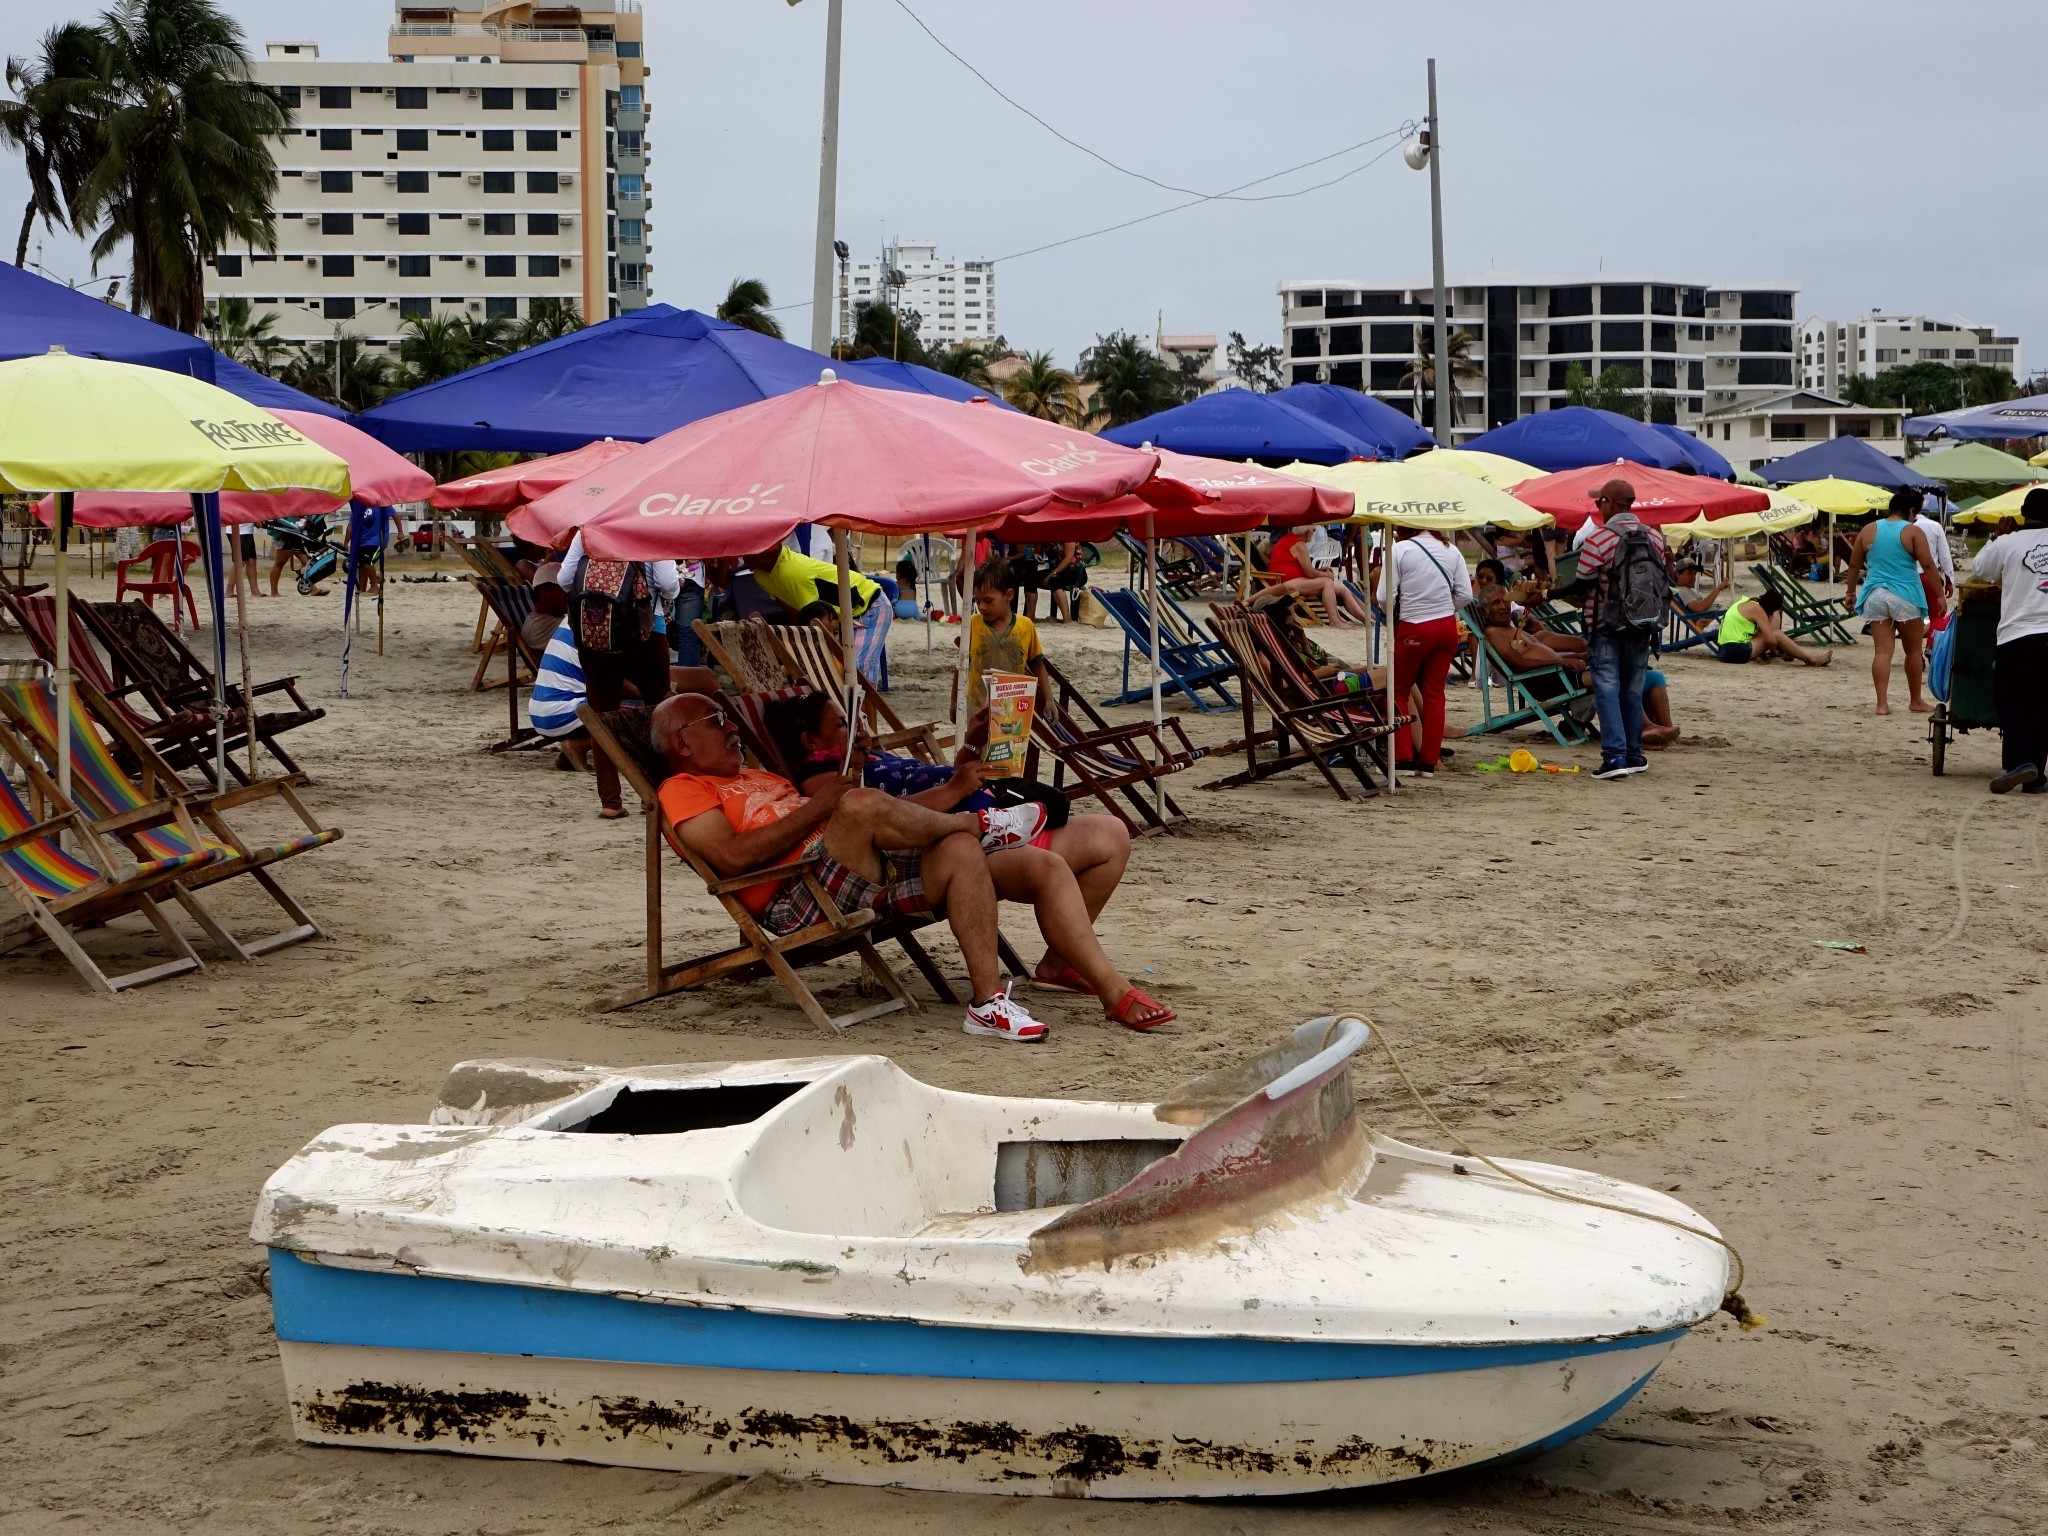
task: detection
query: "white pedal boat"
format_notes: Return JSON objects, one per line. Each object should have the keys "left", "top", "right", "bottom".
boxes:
{"left": 251, "top": 1019, "right": 1732, "bottom": 1498}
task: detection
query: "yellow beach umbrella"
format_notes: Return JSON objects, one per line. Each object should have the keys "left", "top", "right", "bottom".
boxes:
{"left": 1277, "top": 458, "right": 1555, "bottom": 530}
{"left": 0, "top": 348, "right": 351, "bottom": 798}
{"left": 1667, "top": 493, "right": 1820, "bottom": 542}
{"left": 1951, "top": 482, "right": 2038, "bottom": 525}
{"left": 1406, "top": 447, "right": 1546, "bottom": 489}
{"left": 2032, "top": 449, "right": 2048, "bottom": 468}
{"left": 1777, "top": 477, "right": 1889, "bottom": 516}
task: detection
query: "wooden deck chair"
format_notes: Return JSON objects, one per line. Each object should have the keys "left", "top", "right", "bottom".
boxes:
{"left": 1094, "top": 586, "right": 1238, "bottom": 713}
{"left": 456, "top": 538, "right": 525, "bottom": 658}
{"left": 581, "top": 704, "right": 990, "bottom": 1030}
{"left": 1527, "top": 596, "right": 1585, "bottom": 637}
{"left": 0, "top": 676, "right": 341, "bottom": 961}
{"left": 0, "top": 589, "right": 230, "bottom": 782}
{"left": 0, "top": 749, "right": 216, "bottom": 993}
{"left": 693, "top": 615, "right": 800, "bottom": 694}
{"left": 86, "top": 598, "right": 325, "bottom": 778}
{"left": 771, "top": 618, "right": 949, "bottom": 761}
{"left": 1025, "top": 654, "right": 1204, "bottom": 837}
{"left": 1251, "top": 609, "right": 1407, "bottom": 780}
{"left": 1200, "top": 605, "right": 1384, "bottom": 800}
{"left": 1663, "top": 595, "right": 1725, "bottom": 652}
{"left": 469, "top": 580, "right": 549, "bottom": 758}
{"left": 1460, "top": 600, "right": 1593, "bottom": 748}
{"left": 1751, "top": 564, "right": 1858, "bottom": 646}
{"left": 1116, "top": 530, "right": 1207, "bottom": 598}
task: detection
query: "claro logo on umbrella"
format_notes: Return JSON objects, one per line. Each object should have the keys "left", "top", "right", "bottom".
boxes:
{"left": 187, "top": 417, "right": 310, "bottom": 451}
{"left": 636, "top": 483, "right": 784, "bottom": 517}
{"left": 1018, "top": 441, "right": 1104, "bottom": 477}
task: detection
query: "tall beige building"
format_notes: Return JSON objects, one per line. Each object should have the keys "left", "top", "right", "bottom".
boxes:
{"left": 204, "top": 2, "right": 651, "bottom": 351}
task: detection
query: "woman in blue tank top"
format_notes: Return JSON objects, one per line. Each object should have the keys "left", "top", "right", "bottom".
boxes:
{"left": 1845, "top": 489, "right": 1940, "bottom": 716}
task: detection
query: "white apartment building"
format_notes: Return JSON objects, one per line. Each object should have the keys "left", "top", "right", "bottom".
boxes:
{"left": 1276, "top": 275, "right": 1800, "bottom": 441}
{"left": 203, "top": 1, "right": 650, "bottom": 351}
{"left": 1800, "top": 313, "right": 2021, "bottom": 395}
{"left": 843, "top": 241, "right": 996, "bottom": 352}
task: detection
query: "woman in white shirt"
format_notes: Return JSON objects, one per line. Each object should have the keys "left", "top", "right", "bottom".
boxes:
{"left": 1387, "top": 528, "right": 1472, "bottom": 774}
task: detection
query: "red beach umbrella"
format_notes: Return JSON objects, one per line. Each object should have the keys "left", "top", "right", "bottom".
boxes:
{"left": 990, "top": 450, "right": 1350, "bottom": 542}
{"left": 429, "top": 436, "right": 638, "bottom": 517}
{"left": 1509, "top": 460, "right": 1769, "bottom": 530}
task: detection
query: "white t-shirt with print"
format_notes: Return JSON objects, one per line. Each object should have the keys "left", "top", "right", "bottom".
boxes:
{"left": 1970, "top": 527, "right": 2048, "bottom": 645}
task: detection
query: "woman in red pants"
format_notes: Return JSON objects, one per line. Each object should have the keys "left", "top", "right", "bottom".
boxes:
{"left": 1388, "top": 527, "right": 1471, "bottom": 774}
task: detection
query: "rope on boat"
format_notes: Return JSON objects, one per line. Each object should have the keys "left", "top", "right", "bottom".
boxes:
{"left": 1347, "top": 1014, "right": 1767, "bottom": 1332}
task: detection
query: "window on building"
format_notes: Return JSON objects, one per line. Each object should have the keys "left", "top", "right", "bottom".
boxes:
{"left": 1327, "top": 324, "right": 1362, "bottom": 356}
{"left": 321, "top": 254, "right": 354, "bottom": 278}
{"left": 528, "top": 212, "right": 560, "bottom": 235}
{"left": 1369, "top": 360, "right": 1407, "bottom": 389}
{"left": 1600, "top": 321, "right": 1643, "bottom": 351}
{"left": 1289, "top": 330, "right": 1321, "bottom": 359}
{"left": 619, "top": 85, "right": 642, "bottom": 110}
{"left": 213, "top": 253, "right": 242, "bottom": 276}
{"left": 320, "top": 169, "right": 353, "bottom": 193}
{"left": 395, "top": 128, "right": 427, "bottom": 152}
{"left": 1688, "top": 360, "right": 1704, "bottom": 390}
{"left": 393, "top": 86, "right": 427, "bottom": 110}
{"left": 1925, "top": 348, "right": 1949, "bottom": 360}
{"left": 1738, "top": 358, "right": 1794, "bottom": 386}
{"left": 273, "top": 84, "right": 301, "bottom": 108}
{"left": 524, "top": 86, "right": 557, "bottom": 111}
{"left": 1651, "top": 359, "right": 1676, "bottom": 389}
{"left": 484, "top": 296, "right": 519, "bottom": 318}
{"left": 616, "top": 40, "right": 641, "bottom": 57}
{"left": 1740, "top": 324, "right": 1794, "bottom": 353}
{"left": 323, "top": 295, "right": 355, "bottom": 319}
{"left": 525, "top": 129, "right": 557, "bottom": 152}
{"left": 619, "top": 262, "right": 644, "bottom": 288}
{"left": 1599, "top": 284, "right": 1644, "bottom": 314}
{"left": 1549, "top": 322, "right": 1593, "bottom": 354}
{"left": 483, "top": 254, "right": 516, "bottom": 277}
{"left": 528, "top": 254, "right": 560, "bottom": 277}
{"left": 394, "top": 171, "right": 428, "bottom": 193}
{"left": 615, "top": 130, "right": 641, "bottom": 154}
{"left": 482, "top": 171, "right": 515, "bottom": 193}
{"left": 396, "top": 254, "right": 430, "bottom": 277}
{"left": 398, "top": 295, "right": 430, "bottom": 319}
{"left": 1650, "top": 285, "right": 1677, "bottom": 316}
{"left": 1548, "top": 285, "right": 1593, "bottom": 318}
{"left": 319, "top": 128, "right": 352, "bottom": 151}
{"left": 318, "top": 85, "right": 352, "bottom": 109}
{"left": 1770, "top": 421, "right": 1807, "bottom": 440}
{"left": 481, "top": 87, "right": 513, "bottom": 110}
{"left": 526, "top": 170, "right": 558, "bottom": 194}
{"left": 395, "top": 212, "right": 429, "bottom": 234}
{"left": 1739, "top": 291, "right": 1794, "bottom": 321}
{"left": 483, "top": 212, "right": 517, "bottom": 235}
{"left": 481, "top": 129, "right": 514, "bottom": 151}
{"left": 617, "top": 174, "right": 642, "bottom": 198}
{"left": 1328, "top": 360, "right": 1363, "bottom": 389}
{"left": 321, "top": 211, "right": 353, "bottom": 235}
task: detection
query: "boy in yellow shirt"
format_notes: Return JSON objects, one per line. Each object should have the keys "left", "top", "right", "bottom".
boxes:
{"left": 963, "top": 556, "right": 1050, "bottom": 714}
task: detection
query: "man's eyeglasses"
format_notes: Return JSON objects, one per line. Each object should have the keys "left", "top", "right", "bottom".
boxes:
{"left": 688, "top": 707, "right": 731, "bottom": 732}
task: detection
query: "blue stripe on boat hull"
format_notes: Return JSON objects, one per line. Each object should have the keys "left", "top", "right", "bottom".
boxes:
{"left": 268, "top": 1250, "right": 1686, "bottom": 1385}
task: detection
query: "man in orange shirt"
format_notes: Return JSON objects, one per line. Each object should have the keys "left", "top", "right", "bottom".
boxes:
{"left": 652, "top": 692, "right": 1054, "bottom": 1043}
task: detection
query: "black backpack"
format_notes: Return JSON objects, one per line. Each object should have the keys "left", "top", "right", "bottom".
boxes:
{"left": 1599, "top": 528, "right": 1668, "bottom": 636}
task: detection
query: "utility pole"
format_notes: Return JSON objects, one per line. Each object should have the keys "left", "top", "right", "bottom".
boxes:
{"left": 806, "top": 0, "right": 844, "bottom": 356}
{"left": 1426, "top": 59, "right": 1451, "bottom": 444}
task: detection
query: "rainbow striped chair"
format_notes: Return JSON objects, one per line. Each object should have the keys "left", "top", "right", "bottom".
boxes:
{"left": 0, "top": 756, "right": 214, "bottom": 993}
{"left": 0, "top": 679, "right": 342, "bottom": 962}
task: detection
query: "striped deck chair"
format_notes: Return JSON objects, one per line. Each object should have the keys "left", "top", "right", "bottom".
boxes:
{"left": 0, "top": 757, "right": 213, "bottom": 993}
{"left": 0, "top": 678, "right": 342, "bottom": 960}
{"left": 1201, "top": 605, "right": 1388, "bottom": 801}
{"left": 771, "top": 619, "right": 948, "bottom": 762}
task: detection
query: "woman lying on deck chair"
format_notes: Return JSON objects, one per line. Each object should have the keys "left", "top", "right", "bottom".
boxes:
{"left": 762, "top": 691, "right": 1172, "bottom": 1029}
{"left": 1251, "top": 593, "right": 1460, "bottom": 753}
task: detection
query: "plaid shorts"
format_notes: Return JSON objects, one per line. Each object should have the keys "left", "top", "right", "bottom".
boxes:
{"left": 760, "top": 846, "right": 930, "bottom": 937}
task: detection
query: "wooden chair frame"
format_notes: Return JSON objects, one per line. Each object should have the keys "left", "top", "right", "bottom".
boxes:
{"left": 1202, "top": 605, "right": 1390, "bottom": 801}
{"left": 471, "top": 579, "right": 549, "bottom": 748}
{"left": 1460, "top": 600, "right": 1594, "bottom": 749}
{"left": 1025, "top": 655, "right": 1203, "bottom": 837}
{"left": 771, "top": 618, "right": 949, "bottom": 761}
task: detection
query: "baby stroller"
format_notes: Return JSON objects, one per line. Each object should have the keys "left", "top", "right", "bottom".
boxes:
{"left": 268, "top": 515, "right": 347, "bottom": 595}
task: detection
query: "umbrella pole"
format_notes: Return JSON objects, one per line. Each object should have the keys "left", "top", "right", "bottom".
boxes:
{"left": 194, "top": 494, "right": 230, "bottom": 793}
{"left": 53, "top": 494, "right": 72, "bottom": 808}
{"left": 226, "top": 505, "right": 258, "bottom": 782}
{"left": 1146, "top": 513, "right": 1165, "bottom": 820}
{"left": 922, "top": 534, "right": 932, "bottom": 651}
{"left": 833, "top": 528, "right": 859, "bottom": 763}
{"left": 953, "top": 532, "right": 971, "bottom": 748}
{"left": 1382, "top": 520, "right": 1398, "bottom": 796}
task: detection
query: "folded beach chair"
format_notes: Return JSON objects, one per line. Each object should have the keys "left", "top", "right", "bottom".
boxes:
{"left": 770, "top": 618, "right": 950, "bottom": 762}
{"left": 1751, "top": 564, "right": 1858, "bottom": 647}
{"left": 578, "top": 704, "right": 1021, "bottom": 1028}
{"left": 0, "top": 677, "right": 342, "bottom": 960}
{"left": 86, "top": 598, "right": 325, "bottom": 778}
{"left": 0, "top": 749, "right": 215, "bottom": 993}
{"left": 1662, "top": 595, "right": 1725, "bottom": 653}
{"left": 1025, "top": 655, "right": 1205, "bottom": 837}
{"left": 1094, "top": 586, "right": 1238, "bottom": 713}
{"left": 1202, "top": 605, "right": 1389, "bottom": 801}
{"left": 1460, "top": 600, "right": 1592, "bottom": 749}
{"left": 1116, "top": 530, "right": 1207, "bottom": 599}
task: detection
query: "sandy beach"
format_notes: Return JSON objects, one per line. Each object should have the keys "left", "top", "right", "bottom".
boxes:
{"left": 2, "top": 560, "right": 2044, "bottom": 1535}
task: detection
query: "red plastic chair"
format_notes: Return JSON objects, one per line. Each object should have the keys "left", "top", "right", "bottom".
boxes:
{"left": 114, "top": 538, "right": 201, "bottom": 632}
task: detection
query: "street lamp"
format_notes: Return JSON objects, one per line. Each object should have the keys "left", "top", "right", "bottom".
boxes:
{"left": 789, "top": 0, "right": 844, "bottom": 356}
{"left": 833, "top": 237, "right": 850, "bottom": 353}
{"left": 1405, "top": 60, "right": 1451, "bottom": 444}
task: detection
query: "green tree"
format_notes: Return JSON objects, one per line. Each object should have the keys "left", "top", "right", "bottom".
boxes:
{"left": 0, "top": 24, "right": 101, "bottom": 267}
{"left": 928, "top": 340, "right": 1001, "bottom": 389}
{"left": 1078, "top": 330, "right": 1191, "bottom": 427}
{"left": 455, "top": 311, "right": 513, "bottom": 362}
{"left": 1001, "top": 350, "right": 1079, "bottom": 423}
{"left": 842, "top": 299, "right": 926, "bottom": 365}
{"left": 199, "top": 294, "right": 283, "bottom": 370}
{"left": 391, "top": 313, "right": 473, "bottom": 390}
{"left": 278, "top": 336, "right": 389, "bottom": 413}
{"left": 1402, "top": 327, "right": 1484, "bottom": 425}
{"left": 506, "top": 296, "right": 582, "bottom": 351}
{"left": 715, "top": 276, "right": 782, "bottom": 339}
{"left": 1563, "top": 360, "right": 1644, "bottom": 419}
{"left": 75, "top": 0, "right": 293, "bottom": 333}
{"left": 1225, "top": 330, "right": 1284, "bottom": 393}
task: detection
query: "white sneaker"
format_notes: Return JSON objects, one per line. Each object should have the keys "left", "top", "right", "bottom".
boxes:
{"left": 963, "top": 987, "right": 1047, "bottom": 1043}
{"left": 975, "top": 802, "right": 1048, "bottom": 851}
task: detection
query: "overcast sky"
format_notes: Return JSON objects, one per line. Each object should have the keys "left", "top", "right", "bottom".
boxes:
{"left": 4, "top": 0, "right": 2043, "bottom": 371}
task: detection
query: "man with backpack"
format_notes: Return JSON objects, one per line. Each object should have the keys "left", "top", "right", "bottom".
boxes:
{"left": 1554, "top": 479, "right": 1673, "bottom": 781}
{"left": 559, "top": 531, "right": 681, "bottom": 818}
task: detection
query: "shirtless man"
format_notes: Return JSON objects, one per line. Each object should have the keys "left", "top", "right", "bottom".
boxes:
{"left": 1479, "top": 588, "right": 1588, "bottom": 681}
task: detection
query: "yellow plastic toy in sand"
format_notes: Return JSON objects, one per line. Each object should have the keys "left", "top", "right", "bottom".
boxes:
{"left": 1474, "top": 749, "right": 1582, "bottom": 775}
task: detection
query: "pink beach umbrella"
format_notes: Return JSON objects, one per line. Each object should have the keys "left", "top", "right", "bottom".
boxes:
{"left": 430, "top": 436, "right": 639, "bottom": 522}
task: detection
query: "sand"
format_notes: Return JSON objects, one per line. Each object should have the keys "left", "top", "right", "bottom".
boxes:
{"left": 2, "top": 559, "right": 2045, "bottom": 1535}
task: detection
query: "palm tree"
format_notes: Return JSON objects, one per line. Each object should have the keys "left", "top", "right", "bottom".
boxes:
{"left": 200, "top": 295, "right": 284, "bottom": 370}
{"left": 506, "top": 296, "right": 583, "bottom": 351}
{"left": 1401, "top": 327, "right": 1484, "bottom": 425}
{"left": 73, "top": 0, "right": 293, "bottom": 333}
{"left": 928, "top": 341, "right": 999, "bottom": 389}
{"left": 390, "top": 313, "right": 473, "bottom": 391}
{"left": 839, "top": 299, "right": 925, "bottom": 364}
{"left": 1001, "top": 351, "right": 1079, "bottom": 423}
{"left": 1078, "top": 331, "right": 1183, "bottom": 428}
{"left": 716, "top": 277, "right": 783, "bottom": 339}
{"left": 455, "top": 310, "right": 513, "bottom": 362}
{"left": 0, "top": 24, "right": 100, "bottom": 267}
{"left": 278, "top": 336, "right": 389, "bottom": 413}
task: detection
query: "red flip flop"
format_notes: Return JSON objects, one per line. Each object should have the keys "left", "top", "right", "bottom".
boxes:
{"left": 1031, "top": 963, "right": 1098, "bottom": 996}
{"left": 1106, "top": 986, "right": 1174, "bottom": 1032}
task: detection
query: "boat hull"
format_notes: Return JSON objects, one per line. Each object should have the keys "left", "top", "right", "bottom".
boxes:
{"left": 270, "top": 1254, "right": 1679, "bottom": 1497}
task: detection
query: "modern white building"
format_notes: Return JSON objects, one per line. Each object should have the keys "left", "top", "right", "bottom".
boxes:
{"left": 1276, "top": 274, "right": 1800, "bottom": 441}
{"left": 203, "top": 1, "right": 650, "bottom": 350}
{"left": 1696, "top": 390, "right": 1906, "bottom": 474}
{"left": 843, "top": 241, "right": 996, "bottom": 352}
{"left": 1799, "top": 313, "right": 2021, "bottom": 395}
